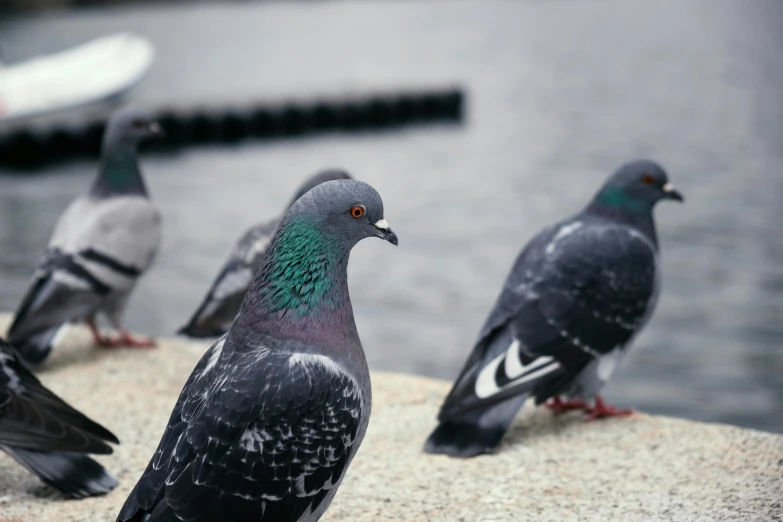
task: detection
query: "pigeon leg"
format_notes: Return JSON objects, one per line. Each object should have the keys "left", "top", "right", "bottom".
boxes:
{"left": 103, "top": 314, "right": 156, "bottom": 348}
{"left": 87, "top": 318, "right": 114, "bottom": 347}
{"left": 114, "top": 329, "right": 156, "bottom": 348}
{"left": 545, "top": 396, "right": 590, "bottom": 414}
{"left": 96, "top": 328, "right": 155, "bottom": 349}
{"left": 585, "top": 396, "right": 634, "bottom": 421}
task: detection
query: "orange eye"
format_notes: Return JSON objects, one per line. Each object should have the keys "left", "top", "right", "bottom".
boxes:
{"left": 641, "top": 174, "right": 655, "bottom": 186}
{"left": 349, "top": 205, "right": 365, "bottom": 218}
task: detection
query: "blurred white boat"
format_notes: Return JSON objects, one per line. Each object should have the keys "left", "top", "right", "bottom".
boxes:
{"left": 0, "top": 32, "right": 154, "bottom": 123}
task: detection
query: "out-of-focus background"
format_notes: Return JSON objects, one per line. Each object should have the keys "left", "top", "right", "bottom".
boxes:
{"left": 1, "top": 0, "right": 781, "bottom": 433}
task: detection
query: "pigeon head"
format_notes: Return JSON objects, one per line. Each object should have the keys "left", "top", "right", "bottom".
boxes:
{"left": 591, "top": 159, "right": 684, "bottom": 213}
{"left": 102, "top": 107, "right": 163, "bottom": 150}
{"left": 243, "top": 179, "right": 396, "bottom": 326}
{"left": 288, "top": 169, "right": 353, "bottom": 207}
{"left": 289, "top": 179, "right": 398, "bottom": 248}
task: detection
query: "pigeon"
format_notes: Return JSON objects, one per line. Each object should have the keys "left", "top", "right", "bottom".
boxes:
{"left": 0, "top": 336, "right": 119, "bottom": 498}
{"left": 118, "top": 179, "right": 398, "bottom": 522}
{"left": 178, "top": 169, "right": 352, "bottom": 338}
{"left": 424, "top": 159, "right": 683, "bottom": 458}
{"left": 8, "top": 107, "right": 163, "bottom": 365}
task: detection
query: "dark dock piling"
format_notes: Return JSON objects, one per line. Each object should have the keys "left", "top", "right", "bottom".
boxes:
{"left": 0, "top": 87, "right": 465, "bottom": 170}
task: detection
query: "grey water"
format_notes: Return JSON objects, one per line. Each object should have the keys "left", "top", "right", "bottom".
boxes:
{"left": 1, "top": 0, "right": 782, "bottom": 433}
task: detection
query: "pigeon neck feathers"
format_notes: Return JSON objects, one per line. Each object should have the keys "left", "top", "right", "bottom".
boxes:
{"left": 232, "top": 214, "right": 358, "bottom": 346}
{"left": 91, "top": 142, "right": 148, "bottom": 198}
{"left": 585, "top": 187, "right": 658, "bottom": 247}
{"left": 261, "top": 218, "right": 346, "bottom": 312}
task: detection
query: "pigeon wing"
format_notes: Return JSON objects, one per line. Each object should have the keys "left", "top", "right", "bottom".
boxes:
{"left": 118, "top": 340, "right": 363, "bottom": 522}
{"left": 439, "top": 221, "right": 658, "bottom": 419}
{"left": 8, "top": 248, "right": 108, "bottom": 341}
{"left": 50, "top": 196, "right": 162, "bottom": 291}
{"left": 179, "top": 221, "right": 276, "bottom": 337}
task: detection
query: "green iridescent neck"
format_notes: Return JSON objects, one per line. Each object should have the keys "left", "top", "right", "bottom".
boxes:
{"left": 93, "top": 144, "right": 147, "bottom": 197}
{"left": 586, "top": 185, "right": 659, "bottom": 248}
{"left": 594, "top": 186, "right": 648, "bottom": 214}
{"left": 259, "top": 218, "right": 345, "bottom": 316}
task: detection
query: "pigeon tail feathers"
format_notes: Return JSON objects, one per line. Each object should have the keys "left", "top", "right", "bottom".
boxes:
{"left": 5, "top": 446, "right": 118, "bottom": 499}
{"left": 177, "top": 321, "right": 225, "bottom": 339}
{"left": 9, "top": 326, "right": 62, "bottom": 365}
{"left": 178, "top": 284, "right": 245, "bottom": 339}
{"left": 424, "top": 393, "right": 529, "bottom": 458}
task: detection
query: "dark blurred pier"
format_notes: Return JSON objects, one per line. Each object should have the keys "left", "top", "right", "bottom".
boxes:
{"left": 0, "top": 87, "right": 464, "bottom": 169}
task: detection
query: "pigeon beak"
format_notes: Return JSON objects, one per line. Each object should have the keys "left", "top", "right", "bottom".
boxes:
{"left": 662, "top": 183, "right": 684, "bottom": 202}
{"left": 148, "top": 122, "right": 165, "bottom": 137}
{"left": 373, "top": 219, "right": 398, "bottom": 246}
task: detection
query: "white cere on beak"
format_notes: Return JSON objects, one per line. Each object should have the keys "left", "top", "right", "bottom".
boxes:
{"left": 149, "top": 122, "right": 162, "bottom": 134}
{"left": 374, "top": 219, "right": 390, "bottom": 230}
{"left": 663, "top": 183, "right": 675, "bottom": 192}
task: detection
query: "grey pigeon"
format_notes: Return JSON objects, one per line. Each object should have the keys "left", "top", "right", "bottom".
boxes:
{"left": 8, "top": 107, "right": 163, "bottom": 364}
{"left": 118, "top": 179, "right": 398, "bottom": 522}
{"left": 425, "top": 159, "right": 683, "bottom": 458}
{"left": 0, "top": 336, "right": 119, "bottom": 498}
{"left": 178, "top": 169, "right": 352, "bottom": 338}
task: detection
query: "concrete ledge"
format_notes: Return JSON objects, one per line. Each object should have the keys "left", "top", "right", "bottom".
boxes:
{"left": 0, "top": 322, "right": 781, "bottom": 521}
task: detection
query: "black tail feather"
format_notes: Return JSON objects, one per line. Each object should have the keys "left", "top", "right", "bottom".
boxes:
{"left": 9, "top": 327, "right": 60, "bottom": 365}
{"left": 5, "top": 446, "right": 118, "bottom": 499}
{"left": 178, "top": 296, "right": 241, "bottom": 339}
{"left": 177, "top": 321, "right": 225, "bottom": 339}
{"left": 424, "top": 393, "right": 529, "bottom": 458}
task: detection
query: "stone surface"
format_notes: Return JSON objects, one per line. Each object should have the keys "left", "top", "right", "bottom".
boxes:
{"left": 0, "top": 320, "right": 781, "bottom": 522}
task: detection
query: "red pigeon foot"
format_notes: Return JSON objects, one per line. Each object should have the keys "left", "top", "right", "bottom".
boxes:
{"left": 545, "top": 396, "right": 591, "bottom": 415}
{"left": 585, "top": 395, "right": 634, "bottom": 421}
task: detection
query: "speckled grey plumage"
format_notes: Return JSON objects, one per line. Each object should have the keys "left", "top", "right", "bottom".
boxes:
{"left": 178, "top": 169, "right": 352, "bottom": 338}
{"left": 8, "top": 107, "right": 162, "bottom": 364}
{"left": 425, "top": 159, "right": 684, "bottom": 458}
{"left": 118, "top": 179, "right": 397, "bottom": 522}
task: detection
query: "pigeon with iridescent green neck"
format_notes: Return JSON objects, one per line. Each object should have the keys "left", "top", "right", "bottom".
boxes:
{"left": 425, "top": 159, "right": 683, "bottom": 458}
{"left": 118, "top": 179, "right": 397, "bottom": 522}
{"left": 178, "top": 169, "right": 352, "bottom": 338}
{"left": 8, "top": 107, "right": 163, "bottom": 365}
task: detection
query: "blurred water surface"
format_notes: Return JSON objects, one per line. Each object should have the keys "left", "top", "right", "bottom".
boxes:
{"left": 1, "top": 0, "right": 782, "bottom": 432}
